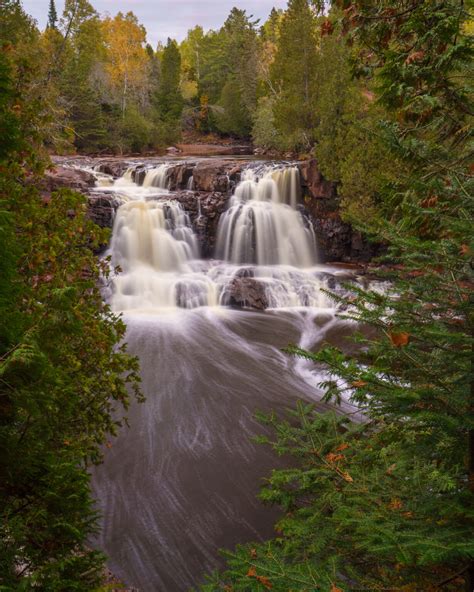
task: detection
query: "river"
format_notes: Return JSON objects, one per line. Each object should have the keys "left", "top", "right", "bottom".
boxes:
{"left": 86, "top": 158, "right": 365, "bottom": 591}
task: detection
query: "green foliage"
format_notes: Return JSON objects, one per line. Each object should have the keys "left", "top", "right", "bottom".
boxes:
{"left": 215, "top": 79, "right": 251, "bottom": 137}
{"left": 271, "top": 0, "right": 319, "bottom": 150}
{"left": 251, "top": 96, "right": 282, "bottom": 149}
{"left": 154, "top": 37, "right": 183, "bottom": 126}
{"left": 0, "top": 41, "right": 141, "bottom": 589}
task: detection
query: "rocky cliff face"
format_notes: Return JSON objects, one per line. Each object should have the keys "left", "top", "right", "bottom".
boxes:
{"left": 46, "top": 157, "right": 378, "bottom": 264}
{"left": 298, "top": 160, "right": 378, "bottom": 262}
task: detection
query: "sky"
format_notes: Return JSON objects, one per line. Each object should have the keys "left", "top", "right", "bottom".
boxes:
{"left": 21, "top": 0, "right": 289, "bottom": 47}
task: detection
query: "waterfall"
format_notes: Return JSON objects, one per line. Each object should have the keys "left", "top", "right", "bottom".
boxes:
{"left": 142, "top": 164, "right": 170, "bottom": 188}
{"left": 100, "top": 163, "right": 346, "bottom": 311}
{"left": 215, "top": 167, "right": 317, "bottom": 267}
{"left": 109, "top": 200, "right": 220, "bottom": 310}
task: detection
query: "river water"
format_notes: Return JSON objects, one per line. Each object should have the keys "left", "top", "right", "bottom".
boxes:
{"left": 89, "top": 160, "right": 364, "bottom": 591}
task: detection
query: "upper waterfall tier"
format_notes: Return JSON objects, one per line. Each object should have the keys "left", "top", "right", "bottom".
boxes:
{"left": 215, "top": 167, "right": 317, "bottom": 267}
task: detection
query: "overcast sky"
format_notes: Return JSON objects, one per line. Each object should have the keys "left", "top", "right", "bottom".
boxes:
{"left": 21, "top": 0, "right": 288, "bottom": 47}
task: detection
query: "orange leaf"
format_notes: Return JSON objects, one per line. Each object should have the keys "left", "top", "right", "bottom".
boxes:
{"left": 326, "top": 453, "right": 344, "bottom": 464}
{"left": 247, "top": 567, "right": 256, "bottom": 578}
{"left": 421, "top": 195, "right": 438, "bottom": 208}
{"left": 335, "top": 443, "right": 349, "bottom": 452}
{"left": 460, "top": 244, "right": 471, "bottom": 256}
{"left": 389, "top": 331, "right": 410, "bottom": 347}
{"left": 330, "top": 584, "right": 343, "bottom": 592}
{"left": 352, "top": 380, "right": 367, "bottom": 388}
{"left": 256, "top": 575, "right": 273, "bottom": 589}
{"left": 405, "top": 50, "right": 425, "bottom": 64}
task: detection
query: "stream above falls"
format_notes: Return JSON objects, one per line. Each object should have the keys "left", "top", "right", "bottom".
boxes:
{"left": 83, "top": 158, "right": 372, "bottom": 591}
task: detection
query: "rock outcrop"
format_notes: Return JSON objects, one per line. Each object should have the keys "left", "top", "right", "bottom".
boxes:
{"left": 223, "top": 277, "right": 269, "bottom": 311}
{"left": 43, "top": 165, "right": 96, "bottom": 193}
{"left": 48, "top": 157, "right": 380, "bottom": 265}
{"left": 191, "top": 161, "right": 241, "bottom": 193}
{"left": 87, "top": 194, "right": 121, "bottom": 229}
{"left": 298, "top": 159, "right": 379, "bottom": 262}
{"left": 167, "top": 190, "right": 228, "bottom": 256}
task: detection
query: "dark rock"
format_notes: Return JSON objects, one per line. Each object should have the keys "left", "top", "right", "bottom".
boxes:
{"left": 224, "top": 277, "right": 268, "bottom": 310}
{"left": 298, "top": 159, "right": 336, "bottom": 200}
{"left": 87, "top": 194, "right": 121, "bottom": 228}
{"left": 165, "top": 190, "right": 228, "bottom": 256}
{"left": 192, "top": 161, "right": 232, "bottom": 193}
{"left": 166, "top": 163, "right": 195, "bottom": 191}
{"left": 94, "top": 160, "right": 130, "bottom": 178}
{"left": 298, "top": 159, "right": 379, "bottom": 263}
{"left": 132, "top": 166, "right": 147, "bottom": 186}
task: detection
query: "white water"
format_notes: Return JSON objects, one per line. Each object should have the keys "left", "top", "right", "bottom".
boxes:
{"left": 87, "top": 160, "right": 366, "bottom": 591}
{"left": 215, "top": 167, "right": 316, "bottom": 266}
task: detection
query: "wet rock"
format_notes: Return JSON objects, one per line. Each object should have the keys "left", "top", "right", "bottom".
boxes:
{"left": 192, "top": 161, "right": 232, "bottom": 193}
{"left": 87, "top": 194, "right": 121, "bottom": 228}
{"left": 132, "top": 166, "right": 147, "bottom": 186}
{"left": 225, "top": 277, "right": 268, "bottom": 311}
{"left": 165, "top": 190, "right": 228, "bottom": 256}
{"left": 95, "top": 160, "right": 130, "bottom": 178}
{"left": 166, "top": 163, "right": 195, "bottom": 191}
{"left": 43, "top": 166, "right": 96, "bottom": 193}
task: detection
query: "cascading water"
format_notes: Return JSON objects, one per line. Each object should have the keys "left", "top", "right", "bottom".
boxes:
{"left": 215, "top": 167, "right": 316, "bottom": 266}
{"left": 142, "top": 163, "right": 170, "bottom": 188}
{"left": 88, "top": 159, "right": 367, "bottom": 592}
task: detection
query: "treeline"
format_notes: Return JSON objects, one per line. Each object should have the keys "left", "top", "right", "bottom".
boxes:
{"left": 2, "top": 0, "right": 400, "bottom": 223}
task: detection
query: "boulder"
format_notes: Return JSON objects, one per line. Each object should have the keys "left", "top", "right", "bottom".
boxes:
{"left": 193, "top": 160, "right": 240, "bottom": 193}
{"left": 224, "top": 277, "right": 268, "bottom": 311}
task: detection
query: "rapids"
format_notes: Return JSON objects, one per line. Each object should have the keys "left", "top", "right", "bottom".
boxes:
{"left": 89, "top": 160, "right": 364, "bottom": 591}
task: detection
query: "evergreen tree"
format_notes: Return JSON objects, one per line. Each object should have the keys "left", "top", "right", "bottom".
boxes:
{"left": 215, "top": 8, "right": 259, "bottom": 137}
{"left": 153, "top": 37, "right": 183, "bottom": 143}
{"left": 47, "top": 0, "right": 57, "bottom": 30}
{"left": 270, "top": 0, "right": 318, "bottom": 150}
